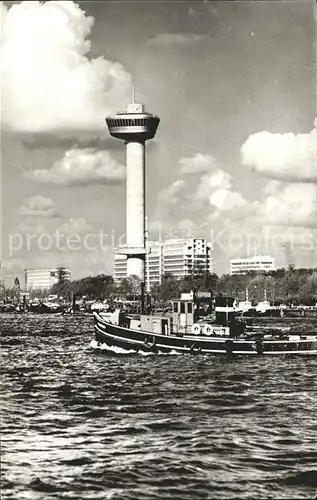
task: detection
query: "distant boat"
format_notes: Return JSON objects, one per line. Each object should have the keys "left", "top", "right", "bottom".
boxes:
{"left": 28, "top": 302, "right": 63, "bottom": 314}
{"left": 93, "top": 292, "right": 317, "bottom": 356}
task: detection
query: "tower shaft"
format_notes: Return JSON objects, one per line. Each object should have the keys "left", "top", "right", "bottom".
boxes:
{"left": 106, "top": 96, "right": 160, "bottom": 284}
{"left": 126, "top": 141, "right": 145, "bottom": 278}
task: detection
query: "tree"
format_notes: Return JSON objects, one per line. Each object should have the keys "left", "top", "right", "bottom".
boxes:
{"left": 12, "top": 277, "right": 21, "bottom": 302}
{"left": 182, "top": 270, "right": 218, "bottom": 294}
{"left": 117, "top": 275, "right": 141, "bottom": 299}
{"left": 51, "top": 274, "right": 115, "bottom": 300}
{"left": 14, "top": 277, "right": 20, "bottom": 288}
{"left": 157, "top": 273, "right": 181, "bottom": 301}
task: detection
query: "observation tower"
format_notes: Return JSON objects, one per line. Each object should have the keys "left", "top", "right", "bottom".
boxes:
{"left": 105, "top": 90, "right": 160, "bottom": 281}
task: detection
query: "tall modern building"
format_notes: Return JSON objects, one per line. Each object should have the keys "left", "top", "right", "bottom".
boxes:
{"left": 113, "top": 238, "right": 213, "bottom": 290}
{"left": 106, "top": 93, "right": 160, "bottom": 282}
{"left": 25, "top": 267, "right": 71, "bottom": 290}
{"left": 230, "top": 256, "right": 275, "bottom": 275}
{"left": 162, "top": 238, "right": 212, "bottom": 278}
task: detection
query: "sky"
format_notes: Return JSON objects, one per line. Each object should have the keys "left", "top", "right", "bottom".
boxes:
{"left": 0, "top": 0, "right": 316, "bottom": 285}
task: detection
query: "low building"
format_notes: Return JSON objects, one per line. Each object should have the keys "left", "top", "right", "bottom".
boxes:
{"left": 230, "top": 256, "right": 275, "bottom": 275}
{"left": 25, "top": 267, "right": 71, "bottom": 290}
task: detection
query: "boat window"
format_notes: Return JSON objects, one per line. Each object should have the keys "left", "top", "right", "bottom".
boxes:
{"left": 180, "top": 302, "right": 185, "bottom": 314}
{"left": 187, "top": 302, "right": 193, "bottom": 314}
{"left": 173, "top": 302, "right": 178, "bottom": 313}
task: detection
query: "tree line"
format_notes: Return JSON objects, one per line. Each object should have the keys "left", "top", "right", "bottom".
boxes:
{"left": 50, "top": 266, "right": 317, "bottom": 306}
{"left": 3, "top": 266, "right": 316, "bottom": 306}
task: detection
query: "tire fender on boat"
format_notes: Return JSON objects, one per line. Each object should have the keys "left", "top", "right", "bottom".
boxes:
{"left": 190, "top": 342, "right": 202, "bottom": 354}
{"left": 192, "top": 324, "right": 201, "bottom": 335}
{"left": 203, "top": 324, "right": 212, "bottom": 336}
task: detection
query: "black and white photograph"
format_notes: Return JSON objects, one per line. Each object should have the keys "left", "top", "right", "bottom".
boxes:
{"left": 1, "top": 0, "right": 316, "bottom": 498}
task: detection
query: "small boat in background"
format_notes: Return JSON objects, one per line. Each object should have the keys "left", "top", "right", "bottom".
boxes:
{"left": 93, "top": 291, "right": 317, "bottom": 356}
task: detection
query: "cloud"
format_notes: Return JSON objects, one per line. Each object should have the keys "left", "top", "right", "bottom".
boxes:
{"left": 192, "top": 167, "right": 258, "bottom": 220}
{"left": 260, "top": 182, "right": 316, "bottom": 228}
{"left": 209, "top": 189, "right": 249, "bottom": 212}
{"left": 262, "top": 180, "right": 281, "bottom": 196}
{"left": 0, "top": 1, "right": 131, "bottom": 135}
{"left": 179, "top": 153, "right": 217, "bottom": 174}
{"left": 25, "top": 148, "right": 125, "bottom": 186}
{"left": 57, "top": 217, "right": 93, "bottom": 234}
{"left": 158, "top": 179, "right": 186, "bottom": 204}
{"left": 18, "top": 196, "right": 59, "bottom": 218}
{"left": 194, "top": 169, "right": 232, "bottom": 201}
{"left": 241, "top": 122, "right": 317, "bottom": 182}
{"left": 147, "top": 33, "right": 207, "bottom": 46}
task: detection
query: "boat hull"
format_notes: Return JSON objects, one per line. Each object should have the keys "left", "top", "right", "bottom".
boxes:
{"left": 94, "top": 313, "right": 317, "bottom": 356}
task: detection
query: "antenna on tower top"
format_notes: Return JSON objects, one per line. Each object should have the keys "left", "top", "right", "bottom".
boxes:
{"left": 132, "top": 85, "right": 135, "bottom": 104}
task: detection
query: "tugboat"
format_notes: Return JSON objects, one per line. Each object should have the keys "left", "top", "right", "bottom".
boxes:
{"left": 93, "top": 291, "right": 317, "bottom": 356}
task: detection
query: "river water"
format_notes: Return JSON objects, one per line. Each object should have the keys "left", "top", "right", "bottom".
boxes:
{"left": 1, "top": 314, "right": 316, "bottom": 500}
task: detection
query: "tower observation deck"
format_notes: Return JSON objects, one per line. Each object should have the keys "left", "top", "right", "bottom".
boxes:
{"left": 105, "top": 97, "right": 160, "bottom": 281}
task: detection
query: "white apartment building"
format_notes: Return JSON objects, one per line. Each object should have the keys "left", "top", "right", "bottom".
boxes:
{"left": 146, "top": 241, "right": 163, "bottom": 288}
{"left": 25, "top": 267, "right": 71, "bottom": 290}
{"left": 113, "top": 238, "right": 213, "bottom": 290}
{"left": 163, "top": 238, "right": 212, "bottom": 277}
{"left": 230, "top": 256, "right": 275, "bottom": 275}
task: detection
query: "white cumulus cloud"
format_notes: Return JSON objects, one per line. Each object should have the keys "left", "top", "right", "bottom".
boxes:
{"left": 209, "top": 189, "right": 248, "bottom": 212}
{"left": 0, "top": 1, "right": 131, "bottom": 135}
{"left": 194, "top": 169, "right": 232, "bottom": 201}
{"left": 158, "top": 179, "right": 186, "bottom": 204}
{"left": 241, "top": 122, "right": 317, "bottom": 182}
{"left": 25, "top": 148, "right": 125, "bottom": 186}
{"left": 179, "top": 153, "right": 217, "bottom": 174}
{"left": 260, "top": 182, "right": 316, "bottom": 228}
{"left": 18, "top": 195, "right": 59, "bottom": 218}
{"left": 193, "top": 168, "right": 257, "bottom": 219}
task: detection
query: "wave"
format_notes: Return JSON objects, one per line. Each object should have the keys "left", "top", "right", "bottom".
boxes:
{"left": 89, "top": 339, "right": 183, "bottom": 356}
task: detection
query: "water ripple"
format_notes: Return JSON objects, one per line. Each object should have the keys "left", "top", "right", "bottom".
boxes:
{"left": 1, "top": 314, "right": 316, "bottom": 499}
